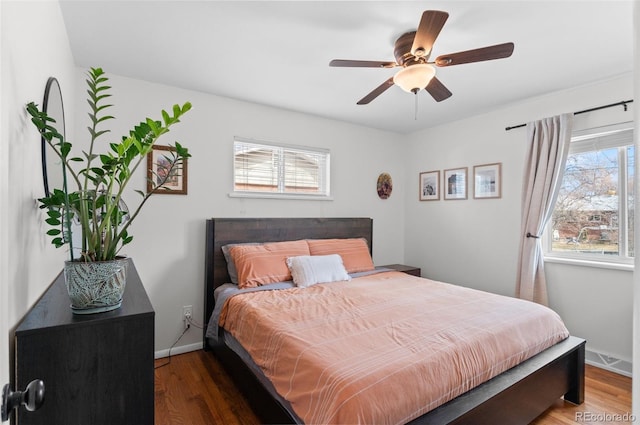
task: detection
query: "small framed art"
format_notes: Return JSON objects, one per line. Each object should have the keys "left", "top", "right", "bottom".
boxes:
{"left": 443, "top": 167, "right": 467, "bottom": 200}
{"left": 419, "top": 171, "right": 439, "bottom": 201}
{"left": 473, "top": 163, "right": 502, "bottom": 199}
{"left": 147, "top": 145, "right": 188, "bottom": 195}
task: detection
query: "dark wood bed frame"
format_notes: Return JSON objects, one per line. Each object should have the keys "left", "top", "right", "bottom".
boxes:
{"left": 203, "top": 217, "right": 585, "bottom": 425}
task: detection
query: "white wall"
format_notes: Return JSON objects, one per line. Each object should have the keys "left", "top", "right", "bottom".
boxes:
{"left": 68, "top": 72, "right": 407, "bottom": 353}
{"left": 632, "top": 0, "right": 639, "bottom": 417}
{"left": 0, "top": 1, "right": 75, "bottom": 387}
{"left": 1, "top": 0, "right": 6, "bottom": 391}
{"left": 404, "top": 74, "right": 634, "bottom": 364}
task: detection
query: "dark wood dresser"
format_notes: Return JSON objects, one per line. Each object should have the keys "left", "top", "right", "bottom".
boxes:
{"left": 13, "top": 259, "right": 154, "bottom": 425}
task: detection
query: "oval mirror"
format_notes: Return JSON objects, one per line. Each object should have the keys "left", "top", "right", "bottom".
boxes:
{"left": 41, "top": 77, "right": 66, "bottom": 197}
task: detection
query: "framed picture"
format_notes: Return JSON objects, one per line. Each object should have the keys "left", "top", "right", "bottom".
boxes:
{"left": 473, "top": 163, "right": 502, "bottom": 199}
{"left": 443, "top": 167, "right": 467, "bottom": 200}
{"left": 147, "top": 145, "right": 188, "bottom": 195}
{"left": 419, "top": 171, "right": 439, "bottom": 201}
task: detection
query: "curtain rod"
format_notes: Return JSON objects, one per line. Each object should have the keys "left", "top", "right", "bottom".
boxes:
{"left": 504, "top": 99, "right": 634, "bottom": 131}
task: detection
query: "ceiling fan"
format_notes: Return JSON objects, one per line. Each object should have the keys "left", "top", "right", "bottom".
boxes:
{"left": 329, "top": 10, "right": 514, "bottom": 105}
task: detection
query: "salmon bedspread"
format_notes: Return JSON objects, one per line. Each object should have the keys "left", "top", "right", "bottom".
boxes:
{"left": 218, "top": 271, "right": 570, "bottom": 425}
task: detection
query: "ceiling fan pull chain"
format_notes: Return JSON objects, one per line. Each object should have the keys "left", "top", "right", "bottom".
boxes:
{"left": 414, "top": 92, "right": 419, "bottom": 120}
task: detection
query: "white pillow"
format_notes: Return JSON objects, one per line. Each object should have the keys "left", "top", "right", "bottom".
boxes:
{"left": 286, "top": 254, "right": 351, "bottom": 288}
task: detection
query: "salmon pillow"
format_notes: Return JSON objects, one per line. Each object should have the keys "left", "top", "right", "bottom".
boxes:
{"left": 306, "top": 238, "right": 374, "bottom": 273}
{"left": 221, "top": 243, "right": 262, "bottom": 284}
{"left": 230, "top": 240, "right": 310, "bottom": 288}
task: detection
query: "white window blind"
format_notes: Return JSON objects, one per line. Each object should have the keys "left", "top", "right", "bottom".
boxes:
{"left": 233, "top": 138, "right": 330, "bottom": 198}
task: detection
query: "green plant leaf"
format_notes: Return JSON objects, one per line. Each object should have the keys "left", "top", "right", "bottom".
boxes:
{"left": 60, "top": 143, "right": 71, "bottom": 157}
{"left": 161, "top": 110, "right": 171, "bottom": 125}
{"left": 122, "top": 230, "right": 133, "bottom": 245}
{"left": 45, "top": 217, "right": 61, "bottom": 226}
{"left": 174, "top": 142, "right": 191, "bottom": 158}
{"left": 99, "top": 154, "right": 113, "bottom": 164}
{"left": 95, "top": 104, "right": 113, "bottom": 113}
{"left": 90, "top": 167, "right": 105, "bottom": 176}
{"left": 97, "top": 115, "right": 115, "bottom": 123}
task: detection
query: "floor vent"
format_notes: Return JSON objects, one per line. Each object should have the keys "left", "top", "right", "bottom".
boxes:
{"left": 585, "top": 349, "right": 632, "bottom": 377}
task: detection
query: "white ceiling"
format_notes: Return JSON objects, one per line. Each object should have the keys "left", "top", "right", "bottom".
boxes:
{"left": 59, "top": 0, "right": 634, "bottom": 134}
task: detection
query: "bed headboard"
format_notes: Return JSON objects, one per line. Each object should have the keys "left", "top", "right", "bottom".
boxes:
{"left": 203, "top": 217, "right": 373, "bottom": 346}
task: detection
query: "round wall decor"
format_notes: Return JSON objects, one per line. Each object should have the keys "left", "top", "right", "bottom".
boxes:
{"left": 377, "top": 172, "right": 393, "bottom": 199}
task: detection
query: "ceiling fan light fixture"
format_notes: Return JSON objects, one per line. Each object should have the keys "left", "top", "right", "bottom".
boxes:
{"left": 393, "top": 64, "right": 436, "bottom": 93}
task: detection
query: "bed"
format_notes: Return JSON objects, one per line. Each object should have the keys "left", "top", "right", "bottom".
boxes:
{"left": 203, "top": 217, "right": 585, "bottom": 425}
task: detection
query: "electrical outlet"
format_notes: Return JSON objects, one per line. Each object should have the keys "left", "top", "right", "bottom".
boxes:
{"left": 182, "top": 305, "right": 192, "bottom": 330}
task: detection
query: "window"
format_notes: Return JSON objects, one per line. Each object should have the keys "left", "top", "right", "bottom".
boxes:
{"left": 545, "top": 123, "right": 634, "bottom": 265}
{"left": 232, "top": 137, "right": 330, "bottom": 199}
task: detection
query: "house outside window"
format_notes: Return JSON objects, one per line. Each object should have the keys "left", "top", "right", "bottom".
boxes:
{"left": 232, "top": 137, "right": 331, "bottom": 199}
{"left": 545, "top": 123, "right": 634, "bottom": 267}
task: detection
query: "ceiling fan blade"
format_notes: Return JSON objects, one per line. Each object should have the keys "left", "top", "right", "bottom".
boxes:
{"left": 425, "top": 77, "right": 452, "bottom": 102}
{"left": 434, "top": 42, "right": 515, "bottom": 67}
{"left": 411, "top": 10, "right": 449, "bottom": 58}
{"left": 357, "top": 78, "right": 395, "bottom": 105}
{"left": 330, "top": 59, "right": 397, "bottom": 68}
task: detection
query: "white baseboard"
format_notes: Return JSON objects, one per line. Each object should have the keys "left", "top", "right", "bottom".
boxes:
{"left": 154, "top": 341, "right": 203, "bottom": 359}
{"left": 585, "top": 349, "right": 632, "bottom": 377}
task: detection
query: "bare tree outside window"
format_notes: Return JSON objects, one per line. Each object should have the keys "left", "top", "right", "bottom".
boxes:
{"left": 548, "top": 126, "right": 634, "bottom": 263}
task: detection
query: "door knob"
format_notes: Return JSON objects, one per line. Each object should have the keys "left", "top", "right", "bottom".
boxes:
{"left": 1, "top": 380, "right": 45, "bottom": 422}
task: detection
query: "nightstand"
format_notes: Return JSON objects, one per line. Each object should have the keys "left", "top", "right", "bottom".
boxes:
{"left": 380, "top": 264, "right": 421, "bottom": 277}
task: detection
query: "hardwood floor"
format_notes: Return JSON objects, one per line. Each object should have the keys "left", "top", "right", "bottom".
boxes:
{"left": 154, "top": 350, "right": 632, "bottom": 425}
{"left": 531, "top": 365, "right": 632, "bottom": 425}
{"left": 154, "top": 350, "right": 260, "bottom": 425}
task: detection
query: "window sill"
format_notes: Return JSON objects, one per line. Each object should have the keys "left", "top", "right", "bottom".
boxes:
{"left": 543, "top": 255, "right": 633, "bottom": 272}
{"left": 228, "top": 192, "right": 334, "bottom": 201}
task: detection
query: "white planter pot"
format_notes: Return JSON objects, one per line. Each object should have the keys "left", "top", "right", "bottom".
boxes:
{"left": 63, "top": 257, "right": 128, "bottom": 314}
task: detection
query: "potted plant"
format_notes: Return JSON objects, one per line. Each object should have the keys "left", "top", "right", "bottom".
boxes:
{"left": 27, "top": 67, "right": 191, "bottom": 314}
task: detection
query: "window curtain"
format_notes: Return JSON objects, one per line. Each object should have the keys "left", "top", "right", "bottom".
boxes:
{"left": 516, "top": 113, "right": 573, "bottom": 305}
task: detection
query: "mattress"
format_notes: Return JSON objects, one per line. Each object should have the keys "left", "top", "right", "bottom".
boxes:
{"left": 215, "top": 270, "right": 570, "bottom": 425}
